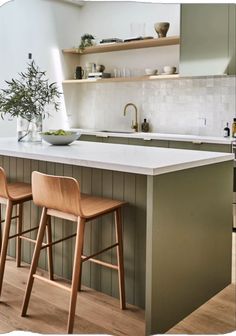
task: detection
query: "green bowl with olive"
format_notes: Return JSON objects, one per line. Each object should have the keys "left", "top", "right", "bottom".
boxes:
{"left": 40, "top": 129, "right": 80, "bottom": 145}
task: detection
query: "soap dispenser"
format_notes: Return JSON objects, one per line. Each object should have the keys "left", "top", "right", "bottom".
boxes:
{"left": 141, "top": 118, "right": 149, "bottom": 132}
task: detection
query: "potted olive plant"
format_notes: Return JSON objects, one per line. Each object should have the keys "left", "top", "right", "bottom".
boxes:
{"left": 0, "top": 61, "right": 61, "bottom": 142}
{"left": 78, "top": 34, "right": 95, "bottom": 52}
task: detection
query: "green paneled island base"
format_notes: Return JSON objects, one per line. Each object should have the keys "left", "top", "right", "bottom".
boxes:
{"left": 0, "top": 139, "right": 233, "bottom": 335}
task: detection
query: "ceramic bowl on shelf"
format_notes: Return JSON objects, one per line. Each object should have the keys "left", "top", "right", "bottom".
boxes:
{"left": 163, "top": 66, "right": 177, "bottom": 74}
{"left": 40, "top": 130, "right": 80, "bottom": 145}
{"left": 145, "top": 68, "right": 158, "bottom": 75}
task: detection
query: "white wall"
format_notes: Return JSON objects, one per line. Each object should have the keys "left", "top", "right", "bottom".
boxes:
{"left": 66, "top": 2, "right": 180, "bottom": 79}
{"left": 0, "top": 0, "right": 81, "bottom": 136}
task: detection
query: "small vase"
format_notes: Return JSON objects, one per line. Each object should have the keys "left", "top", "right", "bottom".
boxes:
{"left": 154, "top": 22, "right": 170, "bottom": 38}
{"left": 17, "top": 116, "right": 42, "bottom": 142}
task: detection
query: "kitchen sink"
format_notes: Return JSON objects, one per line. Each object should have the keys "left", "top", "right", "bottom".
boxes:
{"left": 99, "top": 130, "right": 135, "bottom": 134}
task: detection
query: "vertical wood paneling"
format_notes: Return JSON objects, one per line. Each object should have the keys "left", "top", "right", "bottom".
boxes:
{"left": 1, "top": 156, "right": 147, "bottom": 308}
{"left": 30, "top": 160, "right": 39, "bottom": 261}
{"left": 62, "top": 164, "right": 73, "bottom": 280}
{"left": 22, "top": 159, "right": 31, "bottom": 264}
{"left": 46, "top": 162, "right": 56, "bottom": 275}
{"left": 134, "top": 174, "right": 147, "bottom": 308}
{"left": 71, "top": 165, "right": 82, "bottom": 283}
{"left": 3, "top": 156, "right": 10, "bottom": 256}
{"left": 37, "top": 160, "right": 47, "bottom": 270}
{"left": 9, "top": 157, "right": 17, "bottom": 256}
{"left": 80, "top": 167, "right": 92, "bottom": 288}
{"left": 123, "top": 173, "right": 136, "bottom": 304}
{"left": 54, "top": 163, "right": 64, "bottom": 278}
{"left": 90, "top": 169, "right": 102, "bottom": 290}
{"left": 112, "top": 171, "right": 124, "bottom": 299}
{"left": 100, "top": 170, "right": 113, "bottom": 296}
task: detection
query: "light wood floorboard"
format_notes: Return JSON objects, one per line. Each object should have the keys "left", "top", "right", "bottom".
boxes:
{"left": 0, "top": 233, "right": 235, "bottom": 335}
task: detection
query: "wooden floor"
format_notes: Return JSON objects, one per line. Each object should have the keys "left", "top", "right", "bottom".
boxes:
{"left": 0, "top": 233, "right": 235, "bottom": 335}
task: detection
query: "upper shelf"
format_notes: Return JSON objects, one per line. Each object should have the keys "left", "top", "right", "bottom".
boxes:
{"left": 62, "top": 36, "right": 180, "bottom": 55}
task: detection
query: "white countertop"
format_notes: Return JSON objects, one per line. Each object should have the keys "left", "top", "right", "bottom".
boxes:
{"left": 76, "top": 129, "right": 234, "bottom": 145}
{"left": 0, "top": 138, "right": 233, "bottom": 176}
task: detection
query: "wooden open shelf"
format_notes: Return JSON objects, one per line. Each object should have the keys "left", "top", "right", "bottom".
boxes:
{"left": 62, "top": 36, "right": 180, "bottom": 55}
{"left": 62, "top": 74, "right": 180, "bottom": 84}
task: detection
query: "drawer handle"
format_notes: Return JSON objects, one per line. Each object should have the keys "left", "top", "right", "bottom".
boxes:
{"left": 96, "top": 135, "right": 108, "bottom": 138}
{"left": 192, "top": 141, "right": 203, "bottom": 144}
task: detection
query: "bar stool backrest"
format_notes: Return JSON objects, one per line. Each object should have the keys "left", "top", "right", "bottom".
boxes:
{"left": 0, "top": 167, "right": 9, "bottom": 199}
{"left": 32, "top": 171, "right": 83, "bottom": 217}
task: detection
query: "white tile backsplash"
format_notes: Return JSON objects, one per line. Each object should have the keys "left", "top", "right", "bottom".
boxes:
{"left": 66, "top": 75, "right": 236, "bottom": 136}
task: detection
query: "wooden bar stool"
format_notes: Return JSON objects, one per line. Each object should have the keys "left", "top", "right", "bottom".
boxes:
{"left": 21, "top": 171, "right": 126, "bottom": 334}
{"left": 0, "top": 167, "right": 53, "bottom": 297}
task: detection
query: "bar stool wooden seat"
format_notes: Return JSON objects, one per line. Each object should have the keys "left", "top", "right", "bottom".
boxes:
{"left": 0, "top": 167, "right": 53, "bottom": 297}
{"left": 21, "top": 171, "right": 126, "bottom": 334}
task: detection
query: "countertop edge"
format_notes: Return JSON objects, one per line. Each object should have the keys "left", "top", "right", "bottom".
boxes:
{"left": 0, "top": 140, "right": 234, "bottom": 176}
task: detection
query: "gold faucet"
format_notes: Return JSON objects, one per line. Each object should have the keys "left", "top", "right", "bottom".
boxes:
{"left": 123, "top": 103, "right": 138, "bottom": 132}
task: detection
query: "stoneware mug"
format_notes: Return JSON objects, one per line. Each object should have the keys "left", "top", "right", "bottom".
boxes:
{"left": 75, "top": 66, "right": 84, "bottom": 79}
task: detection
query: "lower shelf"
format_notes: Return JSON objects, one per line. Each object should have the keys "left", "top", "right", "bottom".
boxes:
{"left": 62, "top": 74, "right": 179, "bottom": 84}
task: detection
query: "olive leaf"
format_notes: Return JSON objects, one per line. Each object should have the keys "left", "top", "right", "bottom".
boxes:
{"left": 0, "top": 61, "right": 61, "bottom": 123}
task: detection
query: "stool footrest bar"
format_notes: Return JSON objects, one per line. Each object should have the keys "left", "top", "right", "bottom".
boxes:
{"left": 82, "top": 243, "right": 118, "bottom": 263}
{"left": 19, "top": 236, "right": 47, "bottom": 246}
{"left": 9, "top": 226, "right": 39, "bottom": 239}
{"left": 82, "top": 255, "right": 119, "bottom": 270}
{"left": 41, "top": 233, "right": 77, "bottom": 250}
{"left": 1, "top": 215, "right": 19, "bottom": 224}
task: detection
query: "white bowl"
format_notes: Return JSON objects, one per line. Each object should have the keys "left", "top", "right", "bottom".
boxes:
{"left": 41, "top": 132, "right": 80, "bottom": 145}
{"left": 145, "top": 68, "right": 158, "bottom": 76}
{"left": 163, "top": 66, "right": 176, "bottom": 74}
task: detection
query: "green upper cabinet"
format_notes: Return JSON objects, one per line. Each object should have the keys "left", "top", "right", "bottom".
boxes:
{"left": 229, "top": 4, "right": 236, "bottom": 75}
{"left": 180, "top": 4, "right": 236, "bottom": 76}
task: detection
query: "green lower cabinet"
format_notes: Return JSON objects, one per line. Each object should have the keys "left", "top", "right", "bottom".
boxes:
{"left": 144, "top": 139, "right": 169, "bottom": 148}
{"left": 79, "top": 135, "right": 232, "bottom": 154}
{"left": 168, "top": 141, "right": 194, "bottom": 150}
{"left": 198, "top": 143, "right": 232, "bottom": 153}
{"left": 105, "top": 137, "right": 129, "bottom": 144}
{"left": 79, "top": 135, "right": 103, "bottom": 142}
{"left": 169, "top": 141, "right": 232, "bottom": 153}
{"left": 128, "top": 138, "right": 168, "bottom": 147}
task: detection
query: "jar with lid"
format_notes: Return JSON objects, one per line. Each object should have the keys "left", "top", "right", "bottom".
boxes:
{"left": 141, "top": 119, "right": 149, "bottom": 132}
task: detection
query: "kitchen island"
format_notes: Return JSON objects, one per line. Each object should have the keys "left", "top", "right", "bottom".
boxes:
{"left": 0, "top": 138, "right": 234, "bottom": 335}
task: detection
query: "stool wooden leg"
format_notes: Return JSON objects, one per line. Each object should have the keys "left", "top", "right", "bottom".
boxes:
{"left": 16, "top": 203, "right": 23, "bottom": 267}
{"left": 115, "top": 208, "right": 126, "bottom": 310}
{"left": 78, "top": 237, "right": 84, "bottom": 292}
{"left": 67, "top": 217, "right": 85, "bottom": 334}
{"left": 21, "top": 207, "right": 48, "bottom": 317}
{"left": 0, "top": 200, "right": 13, "bottom": 296}
{"left": 46, "top": 216, "right": 54, "bottom": 280}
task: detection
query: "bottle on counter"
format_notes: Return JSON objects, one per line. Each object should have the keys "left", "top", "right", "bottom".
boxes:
{"left": 223, "top": 122, "right": 230, "bottom": 137}
{"left": 141, "top": 118, "right": 149, "bottom": 132}
{"left": 232, "top": 118, "right": 236, "bottom": 138}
